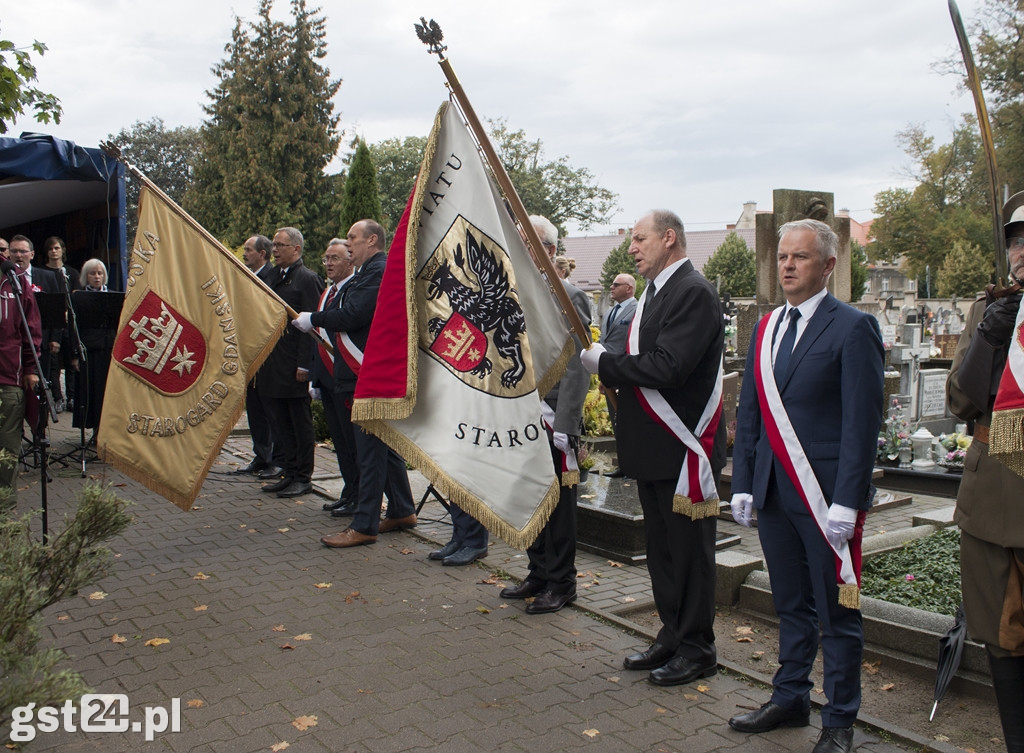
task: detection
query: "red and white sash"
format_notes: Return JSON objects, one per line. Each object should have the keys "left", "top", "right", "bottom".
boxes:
{"left": 990, "top": 294, "right": 1024, "bottom": 477}
{"left": 315, "top": 286, "right": 336, "bottom": 377}
{"left": 335, "top": 332, "right": 363, "bottom": 376}
{"left": 626, "top": 285, "right": 723, "bottom": 519}
{"left": 754, "top": 308, "right": 863, "bottom": 609}
{"left": 540, "top": 401, "right": 579, "bottom": 486}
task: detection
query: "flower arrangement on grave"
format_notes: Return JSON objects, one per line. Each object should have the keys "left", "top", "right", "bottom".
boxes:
{"left": 878, "top": 397, "right": 912, "bottom": 464}
{"left": 576, "top": 442, "right": 595, "bottom": 472}
{"left": 937, "top": 432, "right": 971, "bottom": 469}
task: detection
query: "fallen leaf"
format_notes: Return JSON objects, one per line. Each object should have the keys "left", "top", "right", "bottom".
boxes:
{"left": 314, "top": 582, "right": 332, "bottom": 589}
{"left": 271, "top": 743, "right": 290, "bottom": 752}
{"left": 734, "top": 626, "right": 754, "bottom": 635}
{"left": 400, "top": 548, "right": 415, "bottom": 555}
{"left": 344, "top": 591, "right": 360, "bottom": 603}
{"left": 111, "top": 634, "right": 127, "bottom": 644}
{"left": 88, "top": 591, "right": 107, "bottom": 600}
{"left": 751, "top": 651, "right": 765, "bottom": 660}
{"left": 145, "top": 637, "right": 170, "bottom": 647}
{"left": 293, "top": 633, "right": 312, "bottom": 641}
{"left": 193, "top": 572, "right": 211, "bottom": 581}
{"left": 735, "top": 636, "right": 753, "bottom": 643}
{"left": 476, "top": 606, "right": 491, "bottom": 614}
{"left": 479, "top": 575, "right": 500, "bottom": 585}
{"left": 272, "top": 625, "right": 286, "bottom": 632}
{"left": 291, "top": 715, "right": 318, "bottom": 731}
{"left": 357, "top": 689, "right": 374, "bottom": 694}
{"left": 683, "top": 693, "right": 698, "bottom": 701}
{"left": 655, "top": 708, "right": 666, "bottom": 714}
{"left": 582, "top": 729, "right": 600, "bottom": 738}
{"left": 607, "top": 676, "right": 620, "bottom": 683}
{"left": 696, "top": 684, "right": 710, "bottom": 693}
{"left": 862, "top": 660, "right": 881, "bottom": 675}
{"left": 622, "top": 596, "right": 636, "bottom": 603}
{"left": 881, "top": 682, "right": 895, "bottom": 691}
{"left": 277, "top": 528, "right": 290, "bottom": 533}
{"left": 606, "top": 560, "right": 623, "bottom": 567}
{"left": 186, "top": 699, "right": 204, "bottom": 708}
{"left": 934, "top": 734, "right": 950, "bottom": 742}
{"left": 57, "top": 615, "right": 70, "bottom": 622}
{"left": 193, "top": 605, "right": 208, "bottom": 612}
{"left": 280, "top": 643, "right": 295, "bottom": 650}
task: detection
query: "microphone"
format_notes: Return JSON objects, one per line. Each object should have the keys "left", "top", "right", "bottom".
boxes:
{"left": 1, "top": 259, "right": 23, "bottom": 295}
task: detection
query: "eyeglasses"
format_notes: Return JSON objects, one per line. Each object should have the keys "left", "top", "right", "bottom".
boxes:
{"left": 1009, "top": 236, "right": 1024, "bottom": 249}
{"left": 322, "top": 255, "right": 346, "bottom": 264}
{"left": 272, "top": 242, "right": 295, "bottom": 249}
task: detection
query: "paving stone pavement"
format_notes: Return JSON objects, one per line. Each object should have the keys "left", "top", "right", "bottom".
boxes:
{"left": 8, "top": 421, "right": 954, "bottom": 752}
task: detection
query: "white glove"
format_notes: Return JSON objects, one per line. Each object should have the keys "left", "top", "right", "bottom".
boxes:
{"left": 729, "top": 493, "right": 754, "bottom": 527}
{"left": 291, "top": 312, "right": 313, "bottom": 333}
{"left": 580, "top": 342, "right": 606, "bottom": 374}
{"left": 552, "top": 431, "right": 571, "bottom": 455}
{"left": 825, "top": 504, "right": 858, "bottom": 549}
{"left": 308, "top": 386, "right": 322, "bottom": 400}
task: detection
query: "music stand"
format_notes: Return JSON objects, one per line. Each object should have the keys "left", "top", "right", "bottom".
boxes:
{"left": 415, "top": 484, "right": 452, "bottom": 525}
{"left": 23, "top": 292, "right": 70, "bottom": 470}
{"left": 54, "top": 290, "right": 124, "bottom": 476}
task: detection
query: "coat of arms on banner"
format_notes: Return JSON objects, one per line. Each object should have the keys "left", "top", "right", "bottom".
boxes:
{"left": 112, "top": 290, "right": 207, "bottom": 395}
{"left": 417, "top": 215, "right": 536, "bottom": 398}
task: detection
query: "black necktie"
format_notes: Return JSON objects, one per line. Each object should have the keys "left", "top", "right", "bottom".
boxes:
{"left": 279, "top": 267, "right": 288, "bottom": 283}
{"left": 646, "top": 281, "right": 656, "bottom": 299}
{"left": 774, "top": 308, "right": 801, "bottom": 380}
{"left": 607, "top": 303, "right": 620, "bottom": 327}
{"left": 323, "top": 285, "right": 338, "bottom": 310}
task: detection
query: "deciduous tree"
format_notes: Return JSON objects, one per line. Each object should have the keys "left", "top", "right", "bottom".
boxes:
{"left": 936, "top": 239, "right": 991, "bottom": 297}
{"left": 0, "top": 33, "right": 61, "bottom": 134}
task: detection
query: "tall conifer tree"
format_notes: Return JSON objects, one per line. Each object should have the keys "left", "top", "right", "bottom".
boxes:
{"left": 339, "top": 139, "right": 383, "bottom": 234}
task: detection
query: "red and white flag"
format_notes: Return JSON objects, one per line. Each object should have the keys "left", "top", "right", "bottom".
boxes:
{"left": 352, "top": 103, "right": 574, "bottom": 549}
{"left": 990, "top": 295, "right": 1024, "bottom": 477}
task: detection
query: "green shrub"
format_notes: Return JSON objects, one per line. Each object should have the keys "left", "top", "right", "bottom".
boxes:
{"left": 860, "top": 527, "right": 961, "bottom": 616}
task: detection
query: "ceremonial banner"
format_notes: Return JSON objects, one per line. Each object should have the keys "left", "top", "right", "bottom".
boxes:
{"left": 990, "top": 294, "right": 1024, "bottom": 477}
{"left": 352, "top": 102, "right": 574, "bottom": 549}
{"left": 98, "top": 185, "right": 288, "bottom": 510}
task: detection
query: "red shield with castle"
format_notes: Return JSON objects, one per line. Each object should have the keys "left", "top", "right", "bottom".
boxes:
{"left": 112, "top": 290, "right": 207, "bottom": 395}
{"left": 428, "top": 312, "right": 488, "bottom": 372}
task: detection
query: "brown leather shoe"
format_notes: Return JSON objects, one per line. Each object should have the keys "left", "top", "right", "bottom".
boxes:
{"left": 320, "top": 528, "right": 377, "bottom": 548}
{"left": 378, "top": 514, "right": 417, "bottom": 533}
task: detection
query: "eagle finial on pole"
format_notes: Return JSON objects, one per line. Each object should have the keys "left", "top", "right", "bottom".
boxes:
{"left": 415, "top": 17, "right": 446, "bottom": 59}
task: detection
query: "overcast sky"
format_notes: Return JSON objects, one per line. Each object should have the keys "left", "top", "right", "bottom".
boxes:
{"left": 4, "top": 0, "right": 985, "bottom": 235}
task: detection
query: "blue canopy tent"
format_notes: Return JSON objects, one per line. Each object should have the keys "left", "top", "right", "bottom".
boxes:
{"left": 0, "top": 132, "right": 126, "bottom": 289}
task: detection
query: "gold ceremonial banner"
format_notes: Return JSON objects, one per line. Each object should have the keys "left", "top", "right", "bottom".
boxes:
{"left": 98, "top": 185, "right": 288, "bottom": 509}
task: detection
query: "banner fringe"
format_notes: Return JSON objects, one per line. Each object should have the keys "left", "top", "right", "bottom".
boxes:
{"left": 561, "top": 470, "right": 579, "bottom": 487}
{"left": 838, "top": 583, "right": 861, "bottom": 610}
{"left": 672, "top": 495, "right": 720, "bottom": 520}
{"left": 990, "top": 408, "right": 1024, "bottom": 478}
{"left": 359, "top": 418, "right": 556, "bottom": 550}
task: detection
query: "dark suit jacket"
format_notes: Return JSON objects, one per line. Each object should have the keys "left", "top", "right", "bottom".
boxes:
{"left": 258, "top": 259, "right": 323, "bottom": 399}
{"left": 310, "top": 251, "right": 387, "bottom": 393}
{"left": 29, "top": 265, "right": 63, "bottom": 346}
{"left": 598, "top": 260, "right": 726, "bottom": 481}
{"left": 546, "top": 279, "right": 592, "bottom": 435}
{"left": 600, "top": 296, "right": 636, "bottom": 355}
{"left": 308, "top": 280, "right": 345, "bottom": 390}
{"left": 731, "top": 292, "right": 884, "bottom": 512}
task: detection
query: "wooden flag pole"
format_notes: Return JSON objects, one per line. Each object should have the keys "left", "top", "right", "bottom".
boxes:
{"left": 416, "top": 19, "right": 592, "bottom": 348}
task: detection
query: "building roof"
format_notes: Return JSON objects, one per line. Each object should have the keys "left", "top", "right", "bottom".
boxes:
{"left": 561, "top": 228, "right": 755, "bottom": 292}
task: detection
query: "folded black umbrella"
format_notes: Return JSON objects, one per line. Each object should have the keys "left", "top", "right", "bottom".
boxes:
{"left": 931, "top": 603, "right": 966, "bottom": 721}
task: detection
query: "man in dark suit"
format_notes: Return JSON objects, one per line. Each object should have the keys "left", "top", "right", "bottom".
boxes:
{"left": 500, "top": 215, "right": 590, "bottom": 611}
{"left": 236, "top": 234, "right": 282, "bottom": 477}
{"left": 9, "top": 236, "right": 61, "bottom": 400}
{"left": 307, "top": 238, "right": 361, "bottom": 516}
{"left": 257, "top": 227, "right": 323, "bottom": 498}
{"left": 581, "top": 210, "right": 725, "bottom": 687}
{"left": 599, "top": 273, "right": 636, "bottom": 431}
{"left": 728, "top": 219, "right": 883, "bottom": 753}
{"left": 293, "top": 219, "right": 416, "bottom": 548}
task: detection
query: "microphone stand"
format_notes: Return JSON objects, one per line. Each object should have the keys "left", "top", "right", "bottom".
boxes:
{"left": 51, "top": 272, "right": 93, "bottom": 476}
{"left": 3, "top": 263, "right": 58, "bottom": 541}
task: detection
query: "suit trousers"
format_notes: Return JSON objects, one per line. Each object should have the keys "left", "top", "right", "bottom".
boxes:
{"left": 320, "top": 389, "right": 359, "bottom": 503}
{"left": 449, "top": 502, "right": 488, "bottom": 549}
{"left": 638, "top": 478, "right": 717, "bottom": 665}
{"left": 245, "top": 380, "right": 277, "bottom": 467}
{"left": 525, "top": 435, "right": 578, "bottom": 594}
{"left": 263, "top": 394, "right": 314, "bottom": 484}
{"left": 757, "top": 480, "right": 863, "bottom": 727}
{"left": 347, "top": 405, "right": 415, "bottom": 535}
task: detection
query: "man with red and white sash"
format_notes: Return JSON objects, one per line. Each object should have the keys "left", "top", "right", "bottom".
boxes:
{"left": 728, "top": 219, "right": 883, "bottom": 753}
{"left": 581, "top": 209, "right": 725, "bottom": 688}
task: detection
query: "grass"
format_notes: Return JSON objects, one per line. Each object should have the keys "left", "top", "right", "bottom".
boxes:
{"left": 860, "top": 527, "right": 961, "bottom": 616}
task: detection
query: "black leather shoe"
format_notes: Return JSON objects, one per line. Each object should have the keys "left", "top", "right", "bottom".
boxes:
{"left": 330, "top": 501, "right": 358, "bottom": 517}
{"left": 623, "top": 642, "right": 675, "bottom": 671}
{"left": 500, "top": 580, "right": 545, "bottom": 600}
{"left": 728, "top": 701, "right": 810, "bottom": 733}
{"left": 235, "top": 459, "right": 267, "bottom": 475}
{"left": 428, "top": 540, "right": 462, "bottom": 561}
{"left": 261, "top": 476, "right": 293, "bottom": 494}
{"left": 257, "top": 465, "right": 285, "bottom": 480}
{"left": 442, "top": 545, "right": 487, "bottom": 567}
{"left": 525, "top": 590, "right": 577, "bottom": 614}
{"left": 322, "top": 496, "right": 350, "bottom": 511}
{"left": 648, "top": 656, "right": 717, "bottom": 686}
{"left": 276, "top": 481, "right": 312, "bottom": 498}
{"left": 812, "top": 726, "right": 854, "bottom": 753}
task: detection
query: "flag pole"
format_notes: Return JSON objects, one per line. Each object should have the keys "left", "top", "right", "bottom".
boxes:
{"left": 99, "top": 141, "right": 335, "bottom": 354}
{"left": 415, "top": 19, "right": 593, "bottom": 348}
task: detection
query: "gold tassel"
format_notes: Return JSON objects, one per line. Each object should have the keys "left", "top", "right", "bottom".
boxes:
{"left": 561, "top": 470, "right": 580, "bottom": 487}
{"left": 838, "top": 583, "right": 861, "bottom": 610}
{"left": 990, "top": 408, "right": 1024, "bottom": 478}
{"left": 672, "top": 495, "right": 720, "bottom": 520}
